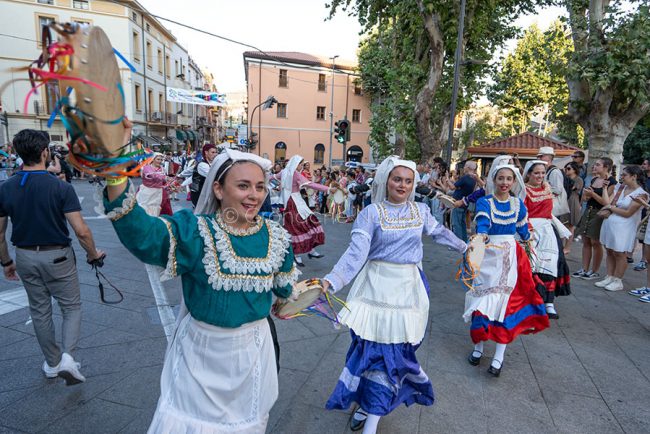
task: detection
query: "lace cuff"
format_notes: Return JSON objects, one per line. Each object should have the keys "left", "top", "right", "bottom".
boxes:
{"left": 274, "top": 264, "right": 301, "bottom": 289}
{"left": 95, "top": 182, "right": 138, "bottom": 222}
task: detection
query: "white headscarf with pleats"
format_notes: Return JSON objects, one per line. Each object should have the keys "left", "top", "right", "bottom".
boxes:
{"left": 194, "top": 149, "right": 272, "bottom": 215}
{"left": 371, "top": 156, "right": 418, "bottom": 203}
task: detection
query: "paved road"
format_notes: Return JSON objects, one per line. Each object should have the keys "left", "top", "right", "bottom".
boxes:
{"left": 0, "top": 180, "right": 648, "bottom": 433}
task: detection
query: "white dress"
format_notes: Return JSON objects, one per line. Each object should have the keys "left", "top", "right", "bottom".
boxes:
{"left": 600, "top": 185, "right": 646, "bottom": 253}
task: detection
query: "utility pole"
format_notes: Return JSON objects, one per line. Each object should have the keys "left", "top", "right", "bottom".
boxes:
{"left": 327, "top": 55, "right": 339, "bottom": 168}
{"left": 445, "top": 0, "right": 466, "bottom": 164}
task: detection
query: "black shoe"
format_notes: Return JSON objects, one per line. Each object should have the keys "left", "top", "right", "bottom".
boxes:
{"left": 308, "top": 252, "right": 324, "bottom": 259}
{"left": 467, "top": 351, "right": 482, "bottom": 366}
{"left": 350, "top": 408, "right": 368, "bottom": 432}
{"left": 487, "top": 360, "right": 503, "bottom": 377}
{"left": 294, "top": 258, "right": 305, "bottom": 267}
{"left": 547, "top": 312, "right": 559, "bottom": 319}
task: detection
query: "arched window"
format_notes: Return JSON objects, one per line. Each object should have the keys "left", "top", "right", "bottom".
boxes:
{"left": 314, "top": 143, "right": 325, "bottom": 164}
{"left": 274, "top": 141, "right": 287, "bottom": 163}
{"left": 346, "top": 145, "right": 363, "bottom": 162}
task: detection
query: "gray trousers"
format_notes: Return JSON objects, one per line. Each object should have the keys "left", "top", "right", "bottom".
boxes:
{"left": 15, "top": 246, "right": 81, "bottom": 367}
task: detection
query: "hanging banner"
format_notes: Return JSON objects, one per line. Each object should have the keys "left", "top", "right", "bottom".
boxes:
{"left": 166, "top": 87, "right": 227, "bottom": 107}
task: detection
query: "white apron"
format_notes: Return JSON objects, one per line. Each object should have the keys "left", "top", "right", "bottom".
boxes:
{"left": 529, "top": 217, "right": 559, "bottom": 277}
{"left": 463, "top": 235, "right": 517, "bottom": 323}
{"left": 148, "top": 316, "right": 277, "bottom": 434}
{"left": 339, "top": 260, "right": 429, "bottom": 345}
{"left": 136, "top": 185, "right": 163, "bottom": 217}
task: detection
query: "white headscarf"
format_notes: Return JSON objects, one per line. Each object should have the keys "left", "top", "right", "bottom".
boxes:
{"left": 522, "top": 159, "right": 548, "bottom": 183}
{"left": 280, "top": 155, "right": 303, "bottom": 207}
{"left": 486, "top": 163, "right": 526, "bottom": 201}
{"left": 371, "top": 156, "right": 418, "bottom": 203}
{"left": 194, "top": 149, "right": 272, "bottom": 215}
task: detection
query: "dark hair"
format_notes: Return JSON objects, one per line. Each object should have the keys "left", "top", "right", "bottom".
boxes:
{"left": 346, "top": 170, "right": 356, "bottom": 178}
{"left": 598, "top": 157, "right": 614, "bottom": 171}
{"left": 573, "top": 150, "right": 585, "bottom": 158}
{"left": 13, "top": 129, "right": 49, "bottom": 166}
{"left": 624, "top": 165, "right": 646, "bottom": 187}
{"left": 564, "top": 161, "right": 580, "bottom": 173}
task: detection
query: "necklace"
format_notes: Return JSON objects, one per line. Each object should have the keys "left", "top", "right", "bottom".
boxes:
{"left": 214, "top": 212, "right": 263, "bottom": 236}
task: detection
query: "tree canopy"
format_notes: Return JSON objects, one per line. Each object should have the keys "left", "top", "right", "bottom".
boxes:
{"left": 329, "top": 0, "right": 553, "bottom": 161}
{"left": 488, "top": 21, "right": 584, "bottom": 145}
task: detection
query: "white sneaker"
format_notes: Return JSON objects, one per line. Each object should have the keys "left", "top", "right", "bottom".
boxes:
{"left": 595, "top": 275, "right": 614, "bottom": 287}
{"left": 57, "top": 353, "right": 85, "bottom": 386}
{"left": 42, "top": 360, "right": 59, "bottom": 379}
{"left": 604, "top": 278, "right": 624, "bottom": 292}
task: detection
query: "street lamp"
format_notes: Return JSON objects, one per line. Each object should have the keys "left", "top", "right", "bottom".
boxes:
{"left": 327, "top": 55, "right": 339, "bottom": 168}
{"left": 248, "top": 95, "right": 278, "bottom": 152}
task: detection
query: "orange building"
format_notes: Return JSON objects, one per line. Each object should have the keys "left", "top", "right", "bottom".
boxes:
{"left": 243, "top": 52, "right": 372, "bottom": 167}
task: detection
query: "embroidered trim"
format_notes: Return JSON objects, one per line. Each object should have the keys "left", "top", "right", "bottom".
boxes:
{"left": 525, "top": 183, "right": 553, "bottom": 203}
{"left": 95, "top": 183, "right": 138, "bottom": 222}
{"left": 516, "top": 210, "right": 529, "bottom": 227}
{"left": 158, "top": 217, "right": 177, "bottom": 280}
{"left": 197, "top": 216, "right": 286, "bottom": 293}
{"left": 210, "top": 218, "right": 290, "bottom": 274}
{"left": 474, "top": 211, "right": 490, "bottom": 222}
{"left": 214, "top": 212, "right": 264, "bottom": 236}
{"left": 274, "top": 264, "right": 301, "bottom": 289}
{"left": 351, "top": 228, "right": 372, "bottom": 242}
{"left": 376, "top": 201, "right": 423, "bottom": 231}
{"left": 488, "top": 197, "right": 519, "bottom": 225}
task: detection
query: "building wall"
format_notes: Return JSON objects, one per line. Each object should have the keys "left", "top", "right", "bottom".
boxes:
{"left": 0, "top": 0, "right": 211, "bottom": 149}
{"left": 245, "top": 59, "right": 371, "bottom": 166}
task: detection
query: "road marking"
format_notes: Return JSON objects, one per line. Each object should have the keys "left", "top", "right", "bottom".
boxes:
{"left": 0, "top": 287, "right": 28, "bottom": 316}
{"left": 144, "top": 263, "right": 176, "bottom": 341}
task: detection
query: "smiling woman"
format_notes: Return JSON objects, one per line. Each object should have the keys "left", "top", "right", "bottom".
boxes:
{"left": 101, "top": 146, "right": 300, "bottom": 432}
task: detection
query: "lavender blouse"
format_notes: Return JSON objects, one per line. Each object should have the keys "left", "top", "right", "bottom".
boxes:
{"left": 324, "top": 200, "right": 467, "bottom": 292}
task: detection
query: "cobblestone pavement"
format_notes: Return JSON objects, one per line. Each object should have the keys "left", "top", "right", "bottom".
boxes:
{"left": 0, "top": 180, "right": 648, "bottom": 433}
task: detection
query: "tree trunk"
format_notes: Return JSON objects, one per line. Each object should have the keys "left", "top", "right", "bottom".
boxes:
{"left": 585, "top": 110, "right": 644, "bottom": 171}
{"left": 415, "top": 1, "right": 444, "bottom": 162}
{"left": 394, "top": 132, "right": 405, "bottom": 158}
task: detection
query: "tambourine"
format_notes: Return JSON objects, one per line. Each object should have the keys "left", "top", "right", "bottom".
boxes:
{"left": 273, "top": 278, "right": 324, "bottom": 318}
{"left": 14, "top": 21, "right": 147, "bottom": 178}
{"left": 55, "top": 23, "right": 125, "bottom": 156}
{"left": 467, "top": 235, "right": 486, "bottom": 273}
{"left": 437, "top": 193, "right": 457, "bottom": 208}
{"left": 272, "top": 278, "right": 348, "bottom": 326}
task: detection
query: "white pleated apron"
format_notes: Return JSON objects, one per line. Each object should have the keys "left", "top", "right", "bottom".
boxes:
{"left": 340, "top": 260, "right": 429, "bottom": 345}
{"left": 148, "top": 315, "right": 277, "bottom": 434}
{"left": 529, "top": 217, "right": 559, "bottom": 277}
{"left": 463, "top": 235, "right": 517, "bottom": 323}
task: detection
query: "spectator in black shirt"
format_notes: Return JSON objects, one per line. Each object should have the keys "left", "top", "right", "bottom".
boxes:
{"left": 0, "top": 129, "right": 104, "bottom": 386}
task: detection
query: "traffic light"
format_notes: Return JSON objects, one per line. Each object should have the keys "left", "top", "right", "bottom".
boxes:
{"left": 334, "top": 119, "right": 350, "bottom": 144}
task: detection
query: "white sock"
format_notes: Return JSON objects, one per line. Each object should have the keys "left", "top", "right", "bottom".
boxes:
{"left": 472, "top": 341, "right": 484, "bottom": 358}
{"left": 492, "top": 343, "right": 507, "bottom": 368}
{"left": 295, "top": 256, "right": 303, "bottom": 264}
{"left": 545, "top": 303, "right": 557, "bottom": 315}
{"left": 362, "top": 414, "right": 380, "bottom": 434}
{"left": 310, "top": 249, "right": 320, "bottom": 255}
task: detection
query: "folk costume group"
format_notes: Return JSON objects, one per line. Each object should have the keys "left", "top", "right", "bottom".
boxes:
{"left": 98, "top": 145, "right": 568, "bottom": 433}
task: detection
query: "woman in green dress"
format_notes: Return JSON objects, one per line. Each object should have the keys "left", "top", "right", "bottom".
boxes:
{"left": 101, "top": 146, "right": 300, "bottom": 433}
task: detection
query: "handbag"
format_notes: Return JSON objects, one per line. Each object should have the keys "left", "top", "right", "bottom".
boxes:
{"left": 596, "top": 185, "right": 624, "bottom": 219}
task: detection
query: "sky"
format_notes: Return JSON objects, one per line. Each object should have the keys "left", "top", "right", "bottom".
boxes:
{"left": 138, "top": 0, "right": 568, "bottom": 94}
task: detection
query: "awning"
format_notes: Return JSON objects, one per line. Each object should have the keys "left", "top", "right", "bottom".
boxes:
{"left": 175, "top": 130, "right": 188, "bottom": 141}
{"left": 136, "top": 135, "right": 162, "bottom": 146}
{"left": 186, "top": 130, "right": 196, "bottom": 141}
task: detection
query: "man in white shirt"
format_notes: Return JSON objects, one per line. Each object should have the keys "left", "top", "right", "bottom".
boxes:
{"left": 537, "top": 146, "right": 570, "bottom": 218}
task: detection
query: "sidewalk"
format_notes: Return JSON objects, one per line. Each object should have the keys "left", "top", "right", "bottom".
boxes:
{"left": 0, "top": 182, "right": 648, "bottom": 433}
